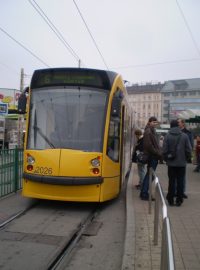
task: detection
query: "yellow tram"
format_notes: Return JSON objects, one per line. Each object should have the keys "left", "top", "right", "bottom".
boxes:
{"left": 19, "top": 68, "right": 133, "bottom": 202}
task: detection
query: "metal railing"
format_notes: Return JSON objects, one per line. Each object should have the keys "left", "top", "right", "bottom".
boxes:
{"left": 148, "top": 168, "right": 175, "bottom": 270}
{"left": 0, "top": 148, "right": 23, "bottom": 198}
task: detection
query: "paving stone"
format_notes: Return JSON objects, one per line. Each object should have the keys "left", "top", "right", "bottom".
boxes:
{"left": 127, "top": 164, "right": 200, "bottom": 270}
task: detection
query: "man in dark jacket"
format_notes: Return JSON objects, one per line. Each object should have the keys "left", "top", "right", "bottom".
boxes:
{"left": 140, "top": 116, "right": 162, "bottom": 200}
{"left": 163, "top": 120, "right": 192, "bottom": 206}
{"left": 178, "top": 118, "right": 194, "bottom": 149}
{"left": 177, "top": 118, "right": 194, "bottom": 198}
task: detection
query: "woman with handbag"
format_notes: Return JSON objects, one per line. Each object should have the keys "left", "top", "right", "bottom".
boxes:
{"left": 132, "top": 129, "right": 146, "bottom": 189}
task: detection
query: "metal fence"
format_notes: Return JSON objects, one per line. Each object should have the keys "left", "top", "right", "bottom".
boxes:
{"left": 0, "top": 148, "right": 23, "bottom": 198}
{"left": 149, "top": 168, "right": 175, "bottom": 270}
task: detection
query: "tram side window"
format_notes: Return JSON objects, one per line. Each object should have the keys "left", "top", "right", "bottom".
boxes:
{"left": 107, "top": 94, "right": 121, "bottom": 162}
{"left": 107, "top": 120, "right": 120, "bottom": 161}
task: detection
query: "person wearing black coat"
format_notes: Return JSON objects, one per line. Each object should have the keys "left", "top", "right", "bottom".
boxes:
{"left": 163, "top": 119, "right": 192, "bottom": 206}
{"left": 140, "top": 116, "right": 162, "bottom": 200}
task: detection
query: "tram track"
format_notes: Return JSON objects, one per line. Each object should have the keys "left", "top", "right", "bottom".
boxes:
{"left": 0, "top": 200, "right": 39, "bottom": 229}
{"left": 0, "top": 176, "right": 128, "bottom": 270}
{"left": 53, "top": 187, "right": 127, "bottom": 270}
{"left": 0, "top": 200, "right": 99, "bottom": 270}
{"left": 48, "top": 208, "right": 99, "bottom": 270}
{"left": 0, "top": 195, "right": 126, "bottom": 270}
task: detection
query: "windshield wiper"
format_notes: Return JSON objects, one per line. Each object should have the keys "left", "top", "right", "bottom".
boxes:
{"left": 33, "top": 126, "right": 55, "bottom": 149}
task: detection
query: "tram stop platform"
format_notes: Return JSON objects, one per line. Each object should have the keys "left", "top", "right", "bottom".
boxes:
{"left": 122, "top": 163, "right": 200, "bottom": 270}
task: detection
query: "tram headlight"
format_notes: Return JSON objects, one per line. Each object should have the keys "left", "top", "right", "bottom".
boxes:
{"left": 91, "top": 157, "right": 100, "bottom": 167}
{"left": 27, "top": 155, "right": 35, "bottom": 165}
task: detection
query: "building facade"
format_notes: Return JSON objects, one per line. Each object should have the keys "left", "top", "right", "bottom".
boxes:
{"left": 127, "top": 78, "right": 200, "bottom": 128}
{"left": 161, "top": 78, "right": 200, "bottom": 123}
{"left": 127, "top": 82, "right": 163, "bottom": 128}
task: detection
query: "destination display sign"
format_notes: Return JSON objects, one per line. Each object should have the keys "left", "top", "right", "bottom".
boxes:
{"left": 31, "top": 68, "right": 116, "bottom": 90}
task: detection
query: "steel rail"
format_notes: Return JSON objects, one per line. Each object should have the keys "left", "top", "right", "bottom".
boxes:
{"left": 149, "top": 168, "right": 175, "bottom": 270}
{"left": 47, "top": 207, "right": 99, "bottom": 270}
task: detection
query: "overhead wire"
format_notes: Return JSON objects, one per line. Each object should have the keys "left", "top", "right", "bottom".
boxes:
{"left": 1, "top": 2, "right": 199, "bottom": 79}
{"left": 176, "top": 0, "right": 200, "bottom": 57}
{"left": 29, "top": 0, "right": 82, "bottom": 65}
{"left": 0, "top": 26, "right": 50, "bottom": 67}
{"left": 114, "top": 1, "right": 200, "bottom": 71}
{"left": 113, "top": 58, "right": 200, "bottom": 70}
{"left": 72, "top": 0, "right": 109, "bottom": 70}
{"left": 0, "top": 61, "right": 20, "bottom": 76}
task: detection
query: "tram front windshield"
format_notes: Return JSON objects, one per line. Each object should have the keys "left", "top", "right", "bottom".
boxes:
{"left": 27, "top": 87, "right": 108, "bottom": 152}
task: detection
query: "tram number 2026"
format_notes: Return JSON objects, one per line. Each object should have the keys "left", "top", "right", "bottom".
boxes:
{"left": 34, "top": 167, "right": 53, "bottom": 175}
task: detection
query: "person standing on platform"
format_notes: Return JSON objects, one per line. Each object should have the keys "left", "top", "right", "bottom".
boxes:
{"left": 133, "top": 129, "right": 146, "bottom": 189}
{"left": 140, "top": 116, "right": 162, "bottom": 200}
{"left": 194, "top": 135, "right": 200, "bottom": 172}
{"left": 177, "top": 118, "right": 194, "bottom": 198}
{"left": 163, "top": 120, "right": 192, "bottom": 206}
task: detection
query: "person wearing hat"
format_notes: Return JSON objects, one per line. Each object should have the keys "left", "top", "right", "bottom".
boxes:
{"left": 140, "top": 116, "right": 162, "bottom": 200}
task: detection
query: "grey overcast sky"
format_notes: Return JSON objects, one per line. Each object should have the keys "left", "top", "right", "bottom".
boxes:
{"left": 0, "top": 0, "right": 200, "bottom": 89}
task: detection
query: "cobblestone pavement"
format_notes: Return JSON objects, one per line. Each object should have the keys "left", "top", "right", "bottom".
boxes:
{"left": 130, "top": 165, "right": 161, "bottom": 270}
{"left": 130, "top": 163, "right": 200, "bottom": 270}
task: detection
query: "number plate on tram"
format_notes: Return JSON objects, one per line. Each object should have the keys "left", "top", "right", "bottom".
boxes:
{"left": 34, "top": 167, "right": 53, "bottom": 175}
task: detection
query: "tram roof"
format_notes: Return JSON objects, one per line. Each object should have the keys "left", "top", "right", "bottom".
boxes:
{"left": 30, "top": 68, "right": 119, "bottom": 90}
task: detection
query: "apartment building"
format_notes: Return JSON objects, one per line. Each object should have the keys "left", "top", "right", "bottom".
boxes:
{"left": 127, "top": 82, "right": 163, "bottom": 128}
{"left": 127, "top": 78, "right": 200, "bottom": 128}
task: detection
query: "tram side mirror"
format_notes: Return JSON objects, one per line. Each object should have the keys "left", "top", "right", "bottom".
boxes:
{"left": 18, "top": 93, "right": 27, "bottom": 114}
{"left": 111, "top": 98, "right": 121, "bottom": 117}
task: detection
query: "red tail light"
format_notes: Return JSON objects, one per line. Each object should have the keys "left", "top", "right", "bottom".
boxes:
{"left": 92, "top": 168, "right": 99, "bottom": 175}
{"left": 27, "top": 165, "right": 33, "bottom": 171}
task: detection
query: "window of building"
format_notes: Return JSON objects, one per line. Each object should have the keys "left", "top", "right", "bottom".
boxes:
{"left": 189, "top": 91, "right": 196, "bottom": 95}
{"left": 180, "top": 92, "right": 187, "bottom": 96}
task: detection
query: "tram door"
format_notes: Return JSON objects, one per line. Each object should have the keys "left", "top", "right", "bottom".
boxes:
{"left": 100, "top": 91, "right": 123, "bottom": 201}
